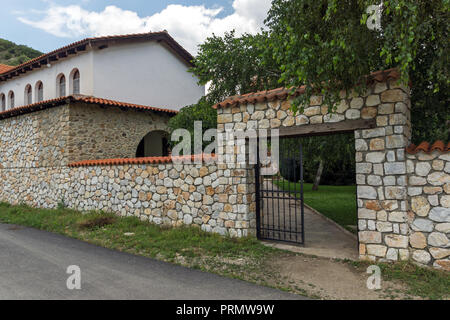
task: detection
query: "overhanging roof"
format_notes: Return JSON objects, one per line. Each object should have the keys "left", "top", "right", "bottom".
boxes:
{"left": 0, "top": 31, "right": 194, "bottom": 82}
{"left": 0, "top": 95, "right": 178, "bottom": 120}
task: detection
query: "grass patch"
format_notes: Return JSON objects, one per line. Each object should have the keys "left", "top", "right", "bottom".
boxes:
{"left": 0, "top": 202, "right": 276, "bottom": 262}
{"left": 273, "top": 180, "right": 357, "bottom": 231}
{"left": 378, "top": 262, "right": 450, "bottom": 300}
{"left": 347, "top": 259, "right": 450, "bottom": 300}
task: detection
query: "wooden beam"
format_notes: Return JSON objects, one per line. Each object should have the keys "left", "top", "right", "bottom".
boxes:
{"left": 276, "top": 118, "right": 376, "bottom": 138}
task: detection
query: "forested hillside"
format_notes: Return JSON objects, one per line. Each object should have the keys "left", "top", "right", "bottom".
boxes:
{"left": 0, "top": 38, "right": 42, "bottom": 66}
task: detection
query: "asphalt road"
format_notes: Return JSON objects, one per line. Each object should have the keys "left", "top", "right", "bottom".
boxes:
{"left": 0, "top": 223, "right": 304, "bottom": 300}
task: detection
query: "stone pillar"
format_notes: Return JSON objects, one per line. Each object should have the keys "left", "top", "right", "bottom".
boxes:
{"left": 216, "top": 105, "right": 256, "bottom": 237}
{"left": 356, "top": 80, "right": 412, "bottom": 261}
{"left": 406, "top": 147, "right": 450, "bottom": 270}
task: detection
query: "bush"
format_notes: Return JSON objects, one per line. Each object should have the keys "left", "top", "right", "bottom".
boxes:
{"left": 167, "top": 97, "right": 216, "bottom": 154}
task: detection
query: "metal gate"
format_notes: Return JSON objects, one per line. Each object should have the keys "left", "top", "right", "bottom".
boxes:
{"left": 255, "top": 138, "right": 304, "bottom": 244}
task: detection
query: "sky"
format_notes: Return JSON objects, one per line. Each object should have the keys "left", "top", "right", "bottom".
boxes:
{"left": 0, "top": 0, "right": 272, "bottom": 55}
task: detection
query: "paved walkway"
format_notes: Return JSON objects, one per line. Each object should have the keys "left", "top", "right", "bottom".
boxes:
{"left": 0, "top": 223, "right": 305, "bottom": 300}
{"left": 260, "top": 181, "right": 358, "bottom": 260}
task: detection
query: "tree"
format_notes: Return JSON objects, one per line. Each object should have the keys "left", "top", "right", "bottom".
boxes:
{"left": 264, "top": 0, "right": 449, "bottom": 134}
{"left": 190, "top": 31, "right": 281, "bottom": 103}
{"left": 184, "top": 1, "right": 447, "bottom": 189}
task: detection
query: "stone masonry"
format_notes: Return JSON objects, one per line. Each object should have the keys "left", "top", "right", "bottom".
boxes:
{"left": 406, "top": 149, "right": 450, "bottom": 270}
{"left": 216, "top": 76, "right": 414, "bottom": 263}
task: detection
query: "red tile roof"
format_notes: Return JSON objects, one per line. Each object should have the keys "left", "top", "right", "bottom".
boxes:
{"left": 213, "top": 68, "right": 401, "bottom": 109}
{"left": 68, "top": 154, "right": 217, "bottom": 167}
{"left": 0, "top": 31, "right": 194, "bottom": 81}
{"left": 406, "top": 141, "right": 449, "bottom": 154}
{"left": 0, "top": 95, "right": 178, "bottom": 120}
{"left": 0, "top": 64, "right": 14, "bottom": 74}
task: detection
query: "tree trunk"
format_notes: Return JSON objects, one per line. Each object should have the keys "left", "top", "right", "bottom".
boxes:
{"left": 312, "top": 159, "right": 324, "bottom": 191}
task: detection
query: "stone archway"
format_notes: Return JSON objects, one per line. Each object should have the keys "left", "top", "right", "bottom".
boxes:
{"left": 215, "top": 69, "right": 413, "bottom": 262}
{"left": 136, "top": 130, "right": 170, "bottom": 157}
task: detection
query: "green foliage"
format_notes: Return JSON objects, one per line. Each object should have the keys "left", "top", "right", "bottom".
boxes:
{"left": 265, "top": 0, "right": 384, "bottom": 112}
{"left": 377, "top": 261, "right": 450, "bottom": 300}
{"left": 280, "top": 133, "right": 356, "bottom": 185}
{"left": 265, "top": 0, "right": 449, "bottom": 141}
{"left": 0, "top": 202, "right": 277, "bottom": 262}
{"left": 274, "top": 181, "right": 357, "bottom": 230}
{"left": 0, "top": 38, "right": 42, "bottom": 66}
{"left": 190, "top": 31, "right": 281, "bottom": 103}
{"left": 167, "top": 97, "right": 217, "bottom": 153}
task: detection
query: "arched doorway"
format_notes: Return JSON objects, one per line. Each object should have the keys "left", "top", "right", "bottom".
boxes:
{"left": 136, "top": 130, "right": 170, "bottom": 157}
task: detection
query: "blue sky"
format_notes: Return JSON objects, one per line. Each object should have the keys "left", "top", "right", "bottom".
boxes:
{"left": 0, "top": 0, "right": 270, "bottom": 55}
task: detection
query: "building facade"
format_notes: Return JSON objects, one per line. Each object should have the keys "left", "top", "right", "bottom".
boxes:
{"left": 0, "top": 32, "right": 205, "bottom": 111}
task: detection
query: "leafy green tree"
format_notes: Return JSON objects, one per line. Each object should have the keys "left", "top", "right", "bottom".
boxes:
{"left": 190, "top": 31, "right": 281, "bottom": 103}
{"left": 264, "top": 0, "right": 449, "bottom": 137}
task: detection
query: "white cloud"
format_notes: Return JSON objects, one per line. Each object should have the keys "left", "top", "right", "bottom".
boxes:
{"left": 17, "top": 0, "right": 272, "bottom": 54}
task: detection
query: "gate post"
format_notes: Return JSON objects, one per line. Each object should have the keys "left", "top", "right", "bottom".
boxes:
{"left": 355, "top": 80, "right": 412, "bottom": 262}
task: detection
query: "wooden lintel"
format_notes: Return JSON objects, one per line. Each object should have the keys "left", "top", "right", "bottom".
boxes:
{"left": 276, "top": 118, "right": 377, "bottom": 138}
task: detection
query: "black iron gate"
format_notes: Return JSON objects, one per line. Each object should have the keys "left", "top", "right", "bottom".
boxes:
{"left": 255, "top": 138, "right": 304, "bottom": 244}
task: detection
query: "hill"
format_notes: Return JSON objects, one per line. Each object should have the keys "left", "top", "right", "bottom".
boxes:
{"left": 0, "top": 38, "right": 43, "bottom": 66}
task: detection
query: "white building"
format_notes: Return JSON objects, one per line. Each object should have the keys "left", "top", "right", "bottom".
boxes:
{"left": 0, "top": 32, "right": 204, "bottom": 111}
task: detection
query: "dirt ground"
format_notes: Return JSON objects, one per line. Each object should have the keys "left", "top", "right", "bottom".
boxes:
{"left": 266, "top": 253, "right": 417, "bottom": 300}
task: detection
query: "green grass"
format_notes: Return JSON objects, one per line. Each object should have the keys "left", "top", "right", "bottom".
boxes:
{"left": 274, "top": 180, "right": 357, "bottom": 231}
{"left": 348, "top": 260, "right": 450, "bottom": 300}
{"left": 0, "top": 202, "right": 275, "bottom": 262}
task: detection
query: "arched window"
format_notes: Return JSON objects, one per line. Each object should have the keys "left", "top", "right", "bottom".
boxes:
{"left": 25, "top": 84, "right": 32, "bottom": 105}
{"left": 0, "top": 94, "right": 5, "bottom": 111}
{"left": 72, "top": 69, "right": 80, "bottom": 94}
{"left": 58, "top": 74, "right": 66, "bottom": 97}
{"left": 36, "top": 81, "right": 44, "bottom": 102}
{"left": 8, "top": 91, "right": 14, "bottom": 109}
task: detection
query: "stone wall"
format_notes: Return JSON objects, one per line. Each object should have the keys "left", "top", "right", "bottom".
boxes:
{"left": 216, "top": 77, "right": 413, "bottom": 262}
{"left": 68, "top": 103, "right": 171, "bottom": 162}
{"left": 65, "top": 162, "right": 250, "bottom": 236}
{"left": 0, "top": 102, "right": 252, "bottom": 238}
{"left": 0, "top": 106, "right": 70, "bottom": 167}
{"left": 0, "top": 167, "right": 69, "bottom": 207}
{"left": 407, "top": 150, "right": 450, "bottom": 270}
{"left": 0, "top": 160, "right": 251, "bottom": 238}
{"left": 0, "top": 102, "right": 171, "bottom": 169}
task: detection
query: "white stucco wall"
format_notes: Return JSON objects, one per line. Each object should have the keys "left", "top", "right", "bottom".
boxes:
{"left": 0, "top": 40, "right": 204, "bottom": 111}
{"left": 0, "top": 52, "right": 94, "bottom": 110}
{"left": 92, "top": 41, "right": 204, "bottom": 110}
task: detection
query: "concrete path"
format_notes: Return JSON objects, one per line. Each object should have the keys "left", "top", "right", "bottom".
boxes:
{"left": 260, "top": 181, "right": 358, "bottom": 260}
{"left": 0, "top": 223, "right": 305, "bottom": 300}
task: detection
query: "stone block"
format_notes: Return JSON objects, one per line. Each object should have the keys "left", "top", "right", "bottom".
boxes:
{"left": 412, "top": 250, "right": 431, "bottom": 264}
{"left": 428, "top": 232, "right": 449, "bottom": 248}
{"left": 384, "top": 162, "right": 406, "bottom": 175}
{"left": 358, "top": 186, "right": 377, "bottom": 199}
{"left": 381, "top": 89, "right": 406, "bottom": 103}
{"left": 411, "top": 196, "right": 430, "bottom": 217}
{"left": 366, "top": 244, "right": 387, "bottom": 257}
{"left": 384, "top": 234, "right": 409, "bottom": 248}
{"left": 410, "top": 232, "right": 427, "bottom": 249}
{"left": 429, "top": 207, "right": 450, "bottom": 222}
{"left": 366, "top": 152, "right": 385, "bottom": 163}
{"left": 359, "top": 231, "right": 382, "bottom": 243}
